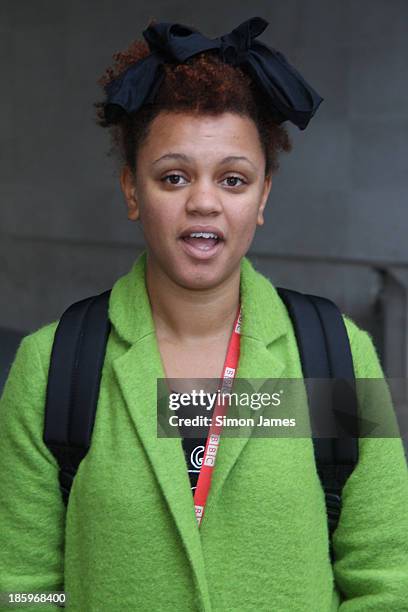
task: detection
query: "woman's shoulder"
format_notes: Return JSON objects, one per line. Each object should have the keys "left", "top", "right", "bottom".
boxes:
{"left": 14, "top": 319, "right": 60, "bottom": 378}
{"left": 342, "top": 314, "right": 384, "bottom": 379}
{"left": 26, "top": 319, "right": 59, "bottom": 344}
{"left": 0, "top": 321, "right": 60, "bottom": 439}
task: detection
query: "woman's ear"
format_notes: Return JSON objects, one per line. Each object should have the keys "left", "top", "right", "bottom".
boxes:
{"left": 120, "top": 165, "right": 140, "bottom": 221}
{"left": 256, "top": 173, "right": 273, "bottom": 227}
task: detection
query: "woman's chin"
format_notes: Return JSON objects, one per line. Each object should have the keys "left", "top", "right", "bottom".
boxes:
{"left": 169, "top": 259, "right": 232, "bottom": 291}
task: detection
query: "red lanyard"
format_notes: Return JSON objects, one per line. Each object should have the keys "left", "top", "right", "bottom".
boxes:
{"left": 194, "top": 304, "right": 242, "bottom": 526}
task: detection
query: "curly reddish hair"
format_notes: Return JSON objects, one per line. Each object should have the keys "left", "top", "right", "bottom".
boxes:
{"left": 94, "top": 21, "right": 293, "bottom": 177}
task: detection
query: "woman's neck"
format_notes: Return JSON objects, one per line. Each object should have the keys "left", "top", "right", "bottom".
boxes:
{"left": 145, "top": 257, "right": 241, "bottom": 343}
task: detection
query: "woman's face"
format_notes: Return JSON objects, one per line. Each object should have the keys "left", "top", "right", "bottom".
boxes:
{"left": 121, "top": 111, "right": 272, "bottom": 290}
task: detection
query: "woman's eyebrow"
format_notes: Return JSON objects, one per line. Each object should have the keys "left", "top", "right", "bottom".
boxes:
{"left": 152, "top": 152, "right": 256, "bottom": 169}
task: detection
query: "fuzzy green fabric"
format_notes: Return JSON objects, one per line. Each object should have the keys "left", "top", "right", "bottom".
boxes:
{"left": 0, "top": 251, "right": 407, "bottom": 611}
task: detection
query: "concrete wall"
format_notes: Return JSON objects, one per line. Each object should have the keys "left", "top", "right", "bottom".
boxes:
{"left": 1, "top": 1, "right": 407, "bottom": 385}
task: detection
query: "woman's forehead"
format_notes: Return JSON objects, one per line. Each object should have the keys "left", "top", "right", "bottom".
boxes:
{"left": 150, "top": 110, "right": 256, "bottom": 133}
{"left": 140, "top": 111, "right": 263, "bottom": 159}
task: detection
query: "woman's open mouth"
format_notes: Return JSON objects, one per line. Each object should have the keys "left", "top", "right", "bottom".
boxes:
{"left": 179, "top": 230, "right": 225, "bottom": 260}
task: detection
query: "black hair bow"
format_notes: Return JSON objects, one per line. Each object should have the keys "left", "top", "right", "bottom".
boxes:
{"left": 103, "top": 16, "right": 323, "bottom": 130}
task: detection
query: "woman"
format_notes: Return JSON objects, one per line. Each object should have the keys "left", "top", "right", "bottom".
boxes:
{"left": 0, "top": 16, "right": 407, "bottom": 612}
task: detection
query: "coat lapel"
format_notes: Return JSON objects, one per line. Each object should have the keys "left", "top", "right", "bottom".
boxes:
{"left": 112, "top": 335, "right": 212, "bottom": 608}
{"left": 108, "top": 250, "right": 290, "bottom": 607}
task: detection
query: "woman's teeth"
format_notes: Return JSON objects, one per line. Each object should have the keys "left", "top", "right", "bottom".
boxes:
{"left": 189, "top": 231, "right": 218, "bottom": 239}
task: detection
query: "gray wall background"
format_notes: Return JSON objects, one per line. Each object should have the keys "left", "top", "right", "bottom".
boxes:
{"left": 1, "top": 1, "right": 407, "bottom": 401}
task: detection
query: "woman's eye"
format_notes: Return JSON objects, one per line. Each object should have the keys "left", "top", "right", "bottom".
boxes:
{"left": 161, "top": 174, "right": 188, "bottom": 185}
{"left": 223, "top": 176, "right": 246, "bottom": 187}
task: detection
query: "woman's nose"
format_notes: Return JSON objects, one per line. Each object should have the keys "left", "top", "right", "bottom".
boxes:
{"left": 185, "top": 181, "right": 223, "bottom": 215}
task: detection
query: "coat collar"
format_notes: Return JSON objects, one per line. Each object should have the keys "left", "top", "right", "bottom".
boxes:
{"left": 108, "top": 250, "right": 290, "bottom": 609}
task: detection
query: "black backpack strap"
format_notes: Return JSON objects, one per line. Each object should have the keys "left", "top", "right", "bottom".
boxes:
{"left": 276, "top": 288, "right": 359, "bottom": 559}
{"left": 43, "top": 289, "right": 112, "bottom": 506}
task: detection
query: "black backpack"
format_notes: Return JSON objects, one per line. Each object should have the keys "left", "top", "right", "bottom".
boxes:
{"left": 43, "top": 287, "right": 358, "bottom": 563}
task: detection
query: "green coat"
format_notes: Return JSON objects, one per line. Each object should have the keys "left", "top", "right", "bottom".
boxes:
{"left": 1, "top": 251, "right": 407, "bottom": 612}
